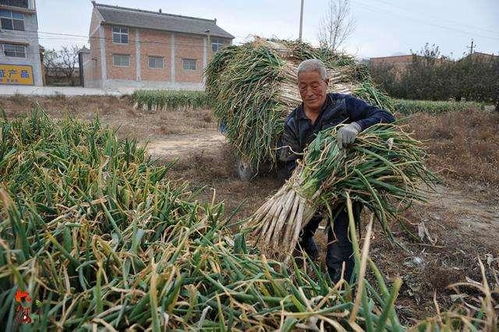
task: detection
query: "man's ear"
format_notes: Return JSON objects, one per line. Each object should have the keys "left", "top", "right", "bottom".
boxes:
{"left": 324, "top": 79, "right": 329, "bottom": 86}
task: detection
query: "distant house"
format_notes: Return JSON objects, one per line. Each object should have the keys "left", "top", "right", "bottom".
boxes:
{"left": 369, "top": 55, "right": 417, "bottom": 71}
{"left": 461, "top": 52, "right": 498, "bottom": 62}
{"left": 369, "top": 54, "right": 455, "bottom": 78}
{"left": 0, "top": 0, "right": 43, "bottom": 86}
{"left": 82, "top": 2, "right": 234, "bottom": 90}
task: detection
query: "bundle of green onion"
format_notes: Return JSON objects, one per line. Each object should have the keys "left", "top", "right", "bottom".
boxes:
{"left": 249, "top": 123, "right": 437, "bottom": 260}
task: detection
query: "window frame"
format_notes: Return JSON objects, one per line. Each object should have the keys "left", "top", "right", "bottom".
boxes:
{"left": 148, "top": 56, "right": 164, "bottom": 69}
{"left": 1, "top": 0, "right": 29, "bottom": 8}
{"left": 211, "top": 38, "right": 224, "bottom": 53}
{"left": 3, "top": 43, "right": 26, "bottom": 58}
{"left": 112, "top": 26, "right": 129, "bottom": 44}
{"left": 112, "top": 54, "right": 130, "bottom": 67}
{"left": 182, "top": 58, "right": 197, "bottom": 71}
{"left": 0, "top": 10, "right": 25, "bottom": 31}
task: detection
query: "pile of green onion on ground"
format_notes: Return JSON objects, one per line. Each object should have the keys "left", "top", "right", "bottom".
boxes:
{"left": 0, "top": 110, "right": 405, "bottom": 330}
{"left": 0, "top": 111, "right": 495, "bottom": 330}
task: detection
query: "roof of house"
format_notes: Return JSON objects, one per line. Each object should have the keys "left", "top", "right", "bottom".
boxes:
{"left": 79, "top": 46, "right": 90, "bottom": 53}
{"left": 370, "top": 55, "right": 414, "bottom": 60}
{"left": 467, "top": 52, "right": 498, "bottom": 58}
{"left": 92, "top": 2, "right": 234, "bottom": 39}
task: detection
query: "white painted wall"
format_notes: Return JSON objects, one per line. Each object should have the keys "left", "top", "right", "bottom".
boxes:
{"left": 0, "top": 3, "right": 43, "bottom": 86}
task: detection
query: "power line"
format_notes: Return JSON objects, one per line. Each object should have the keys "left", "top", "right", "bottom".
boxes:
{"left": 363, "top": 0, "right": 497, "bottom": 35}
{"left": 0, "top": 29, "right": 248, "bottom": 57}
{"left": 351, "top": 0, "right": 499, "bottom": 41}
{"left": 3, "top": 28, "right": 248, "bottom": 48}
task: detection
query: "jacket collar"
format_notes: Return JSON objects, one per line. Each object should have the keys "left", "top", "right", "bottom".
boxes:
{"left": 296, "top": 94, "right": 332, "bottom": 121}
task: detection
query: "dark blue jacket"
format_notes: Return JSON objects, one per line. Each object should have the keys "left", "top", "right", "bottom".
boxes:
{"left": 278, "top": 93, "right": 395, "bottom": 179}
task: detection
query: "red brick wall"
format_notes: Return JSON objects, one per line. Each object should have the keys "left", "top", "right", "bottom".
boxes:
{"left": 93, "top": 23, "right": 232, "bottom": 84}
{"left": 104, "top": 25, "right": 136, "bottom": 80}
{"left": 175, "top": 33, "right": 204, "bottom": 83}
{"left": 370, "top": 55, "right": 414, "bottom": 67}
{"left": 140, "top": 29, "right": 172, "bottom": 81}
{"left": 88, "top": 39, "right": 101, "bottom": 82}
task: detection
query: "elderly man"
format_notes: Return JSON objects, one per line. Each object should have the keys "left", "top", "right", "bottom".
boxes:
{"left": 278, "top": 59, "right": 395, "bottom": 283}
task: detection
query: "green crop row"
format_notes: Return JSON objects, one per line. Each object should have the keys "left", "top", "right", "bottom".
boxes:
{"left": 131, "top": 90, "right": 210, "bottom": 111}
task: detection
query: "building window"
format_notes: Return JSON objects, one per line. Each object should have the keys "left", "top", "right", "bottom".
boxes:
{"left": 182, "top": 59, "right": 197, "bottom": 71}
{"left": 211, "top": 38, "right": 224, "bottom": 52}
{"left": 0, "top": 10, "right": 25, "bottom": 31}
{"left": 113, "top": 54, "right": 130, "bottom": 67}
{"left": 148, "top": 56, "right": 164, "bottom": 69}
{"left": 1, "top": 0, "right": 29, "bottom": 8}
{"left": 112, "top": 26, "right": 128, "bottom": 44}
{"left": 3, "top": 43, "right": 26, "bottom": 57}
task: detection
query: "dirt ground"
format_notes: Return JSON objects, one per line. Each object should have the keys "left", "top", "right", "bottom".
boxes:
{"left": 1, "top": 95, "right": 498, "bottom": 324}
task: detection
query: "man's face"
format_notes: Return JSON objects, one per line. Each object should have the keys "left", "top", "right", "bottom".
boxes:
{"left": 298, "top": 70, "right": 329, "bottom": 112}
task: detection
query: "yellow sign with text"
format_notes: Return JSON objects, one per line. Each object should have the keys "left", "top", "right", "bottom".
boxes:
{"left": 0, "top": 64, "right": 34, "bottom": 85}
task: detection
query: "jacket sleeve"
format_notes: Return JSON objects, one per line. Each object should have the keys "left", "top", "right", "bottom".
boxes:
{"left": 345, "top": 95, "right": 395, "bottom": 130}
{"left": 278, "top": 120, "right": 301, "bottom": 180}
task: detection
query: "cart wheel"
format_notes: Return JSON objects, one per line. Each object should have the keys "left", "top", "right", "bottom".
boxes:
{"left": 235, "top": 158, "right": 256, "bottom": 181}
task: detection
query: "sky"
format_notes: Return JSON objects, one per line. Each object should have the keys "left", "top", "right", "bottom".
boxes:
{"left": 35, "top": 0, "right": 499, "bottom": 59}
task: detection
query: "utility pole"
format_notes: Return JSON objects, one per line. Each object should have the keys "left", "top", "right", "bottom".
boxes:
{"left": 299, "top": 0, "right": 304, "bottom": 41}
{"left": 467, "top": 39, "right": 475, "bottom": 55}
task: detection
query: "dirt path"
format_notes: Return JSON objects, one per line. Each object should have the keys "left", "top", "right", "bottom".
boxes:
{"left": 145, "top": 132, "right": 225, "bottom": 159}
{"left": 425, "top": 185, "right": 499, "bottom": 247}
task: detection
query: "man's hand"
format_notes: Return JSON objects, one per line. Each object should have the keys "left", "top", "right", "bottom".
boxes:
{"left": 337, "top": 122, "right": 362, "bottom": 148}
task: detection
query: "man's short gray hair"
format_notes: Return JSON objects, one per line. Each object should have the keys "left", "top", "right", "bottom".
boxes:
{"left": 297, "top": 59, "right": 328, "bottom": 80}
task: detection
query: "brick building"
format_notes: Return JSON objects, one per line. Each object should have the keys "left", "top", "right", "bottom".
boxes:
{"left": 369, "top": 55, "right": 415, "bottom": 71}
{"left": 0, "top": 0, "right": 43, "bottom": 86}
{"left": 370, "top": 54, "right": 455, "bottom": 71}
{"left": 82, "top": 2, "right": 234, "bottom": 90}
{"left": 462, "top": 51, "right": 498, "bottom": 62}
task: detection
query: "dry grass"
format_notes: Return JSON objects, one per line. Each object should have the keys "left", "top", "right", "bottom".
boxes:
{"left": 404, "top": 108, "right": 499, "bottom": 192}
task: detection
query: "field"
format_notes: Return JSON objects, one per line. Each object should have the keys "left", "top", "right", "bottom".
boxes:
{"left": 1, "top": 95, "right": 498, "bottom": 327}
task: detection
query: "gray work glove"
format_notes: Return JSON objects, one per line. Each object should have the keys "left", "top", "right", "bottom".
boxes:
{"left": 337, "top": 122, "right": 362, "bottom": 148}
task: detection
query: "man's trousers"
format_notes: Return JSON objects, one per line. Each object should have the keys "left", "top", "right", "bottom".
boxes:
{"left": 299, "top": 202, "right": 363, "bottom": 283}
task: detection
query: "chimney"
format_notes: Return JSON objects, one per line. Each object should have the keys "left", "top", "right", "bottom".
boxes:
{"left": 214, "top": 18, "right": 217, "bottom": 24}
{"left": 159, "top": 9, "right": 162, "bottom": 13}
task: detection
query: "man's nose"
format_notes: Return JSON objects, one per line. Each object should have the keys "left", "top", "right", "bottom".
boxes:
{"left": 305, "top": 88, "right": 315, "bottom": 97}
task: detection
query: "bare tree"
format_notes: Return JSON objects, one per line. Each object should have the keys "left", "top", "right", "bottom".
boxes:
{"left": 42, "top": 49, "right": 57, "bottom": 74}
{"left": 317, "top": 0, "right": 356, "bottom": 53}
{"left": 43, "top": 45, "right": 81, "bottom": 86}
{"left": 58, "top": 45, "right": 80, "bottom": 86}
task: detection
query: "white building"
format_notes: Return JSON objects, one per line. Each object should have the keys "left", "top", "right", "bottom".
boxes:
{"left": 0, "top": 0, "right": 43, "bottom": 86}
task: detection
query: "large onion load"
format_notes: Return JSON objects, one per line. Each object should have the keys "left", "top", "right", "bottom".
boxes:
{"left": 205, "top": 38, "right": 393, "bottom": 173}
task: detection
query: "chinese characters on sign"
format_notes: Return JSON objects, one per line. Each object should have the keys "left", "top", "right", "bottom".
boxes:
{"left": 0, "top": 64, "right": 34, "bottom": 85}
